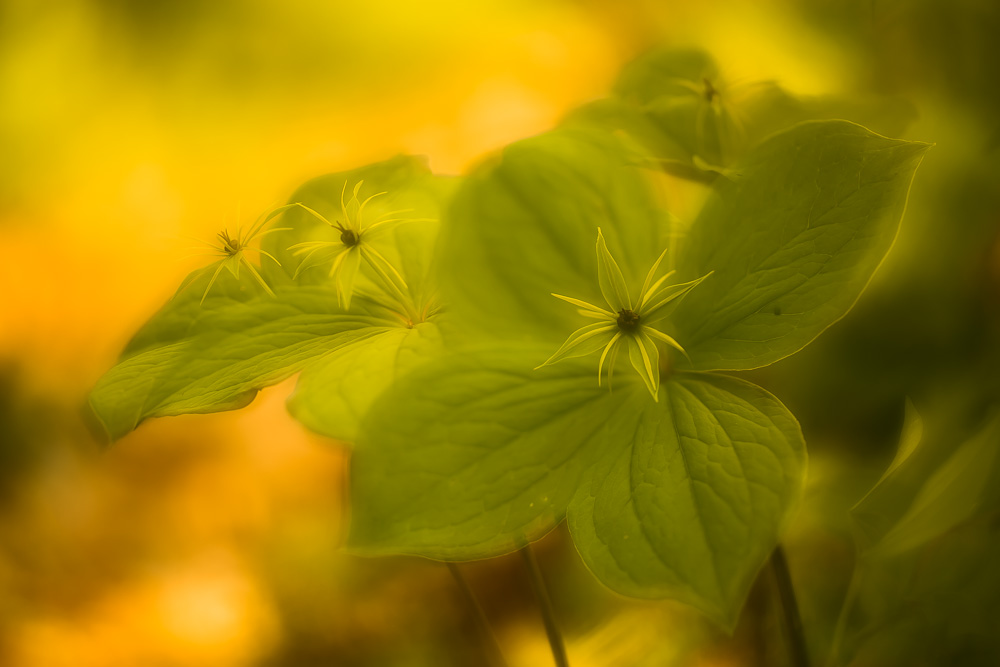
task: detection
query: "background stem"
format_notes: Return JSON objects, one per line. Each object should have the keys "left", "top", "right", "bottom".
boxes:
{"left": 446, "top": 562, "right": 509, "bottom": 667}
{"left": 771, "top": 544, "right": 810, "bottom": 667}
{"left": 520, "top": 543, "right": 570, "bottom": 667}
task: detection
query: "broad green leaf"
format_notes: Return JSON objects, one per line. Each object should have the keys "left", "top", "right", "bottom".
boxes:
{"left": 671, "top": 120, "right": 929, "bottom": 371}
{"left": 287, "top": 321, "right": 444, "bottom": 443}
{"left": 568, "top": 373, "right": 805, "bottom": 629}
{"left": 439, "top": 129, "right": 668, "bottom": 344}
{"left": 89, "top": 288, "right": 400, "bottom": 441}
{"left": 349, "top": 346, "right": 806, "bottom": 630}
{"left": 349, "top": 345, "right": 642, "bottom": 559}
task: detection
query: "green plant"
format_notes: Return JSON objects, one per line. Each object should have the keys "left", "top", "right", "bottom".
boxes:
{"left": 89, "top": 49, "right": 928, "bottom": 664}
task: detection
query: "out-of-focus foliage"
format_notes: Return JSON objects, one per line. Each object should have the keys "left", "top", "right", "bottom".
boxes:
{"left": 834, "top": 411, "right": 1000, "bottom": 666}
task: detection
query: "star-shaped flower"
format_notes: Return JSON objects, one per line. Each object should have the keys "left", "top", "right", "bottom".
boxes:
{"left": 537, "top": 228, "right": 711, "bottom": 400}
{"left": 289, "top": 180, "right": 429, "bottom": 310}
{"left": 194, "top": 204, "right": 297, "bottom": 305}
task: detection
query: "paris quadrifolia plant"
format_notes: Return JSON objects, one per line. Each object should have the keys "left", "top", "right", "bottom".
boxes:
{"left": 89, "top": 48, "right": 931, "bottom": 667}
{"left": 190, "top": 202, "right": 299, "bottom": 304}
{"left": 288, "top": 179, "right": 431, "bottom": 309}
{"left": 537, "top": 227, "right": 712, "bottom": 399}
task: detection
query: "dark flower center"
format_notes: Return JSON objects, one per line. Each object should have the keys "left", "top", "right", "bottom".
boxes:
{"left": 340, "top": 228, "right": 359, "bottom": 247}
{"left": 703, "top": 77, "right": 718, "bottom": 102}
{"left": 219, "top": 231, "right": 240, "bottom": 255}
{"left": 616, "top": 308, "right": 640, "bottom": 332}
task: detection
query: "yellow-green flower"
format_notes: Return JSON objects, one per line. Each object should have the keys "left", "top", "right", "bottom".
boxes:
{"left": 537, "top": 228, "right": 711, "bottom": 401}
{"left": 289, "top": 180, "right": 427, "bottom": 310}
{"left": 194, "top": 204, "right": 296, "bottom": 305}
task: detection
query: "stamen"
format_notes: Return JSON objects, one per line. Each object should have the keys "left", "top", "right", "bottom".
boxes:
{"left": 616, "top": 308, "right": 640, "bottom": 332}
{"left": 340, "top": 229, "right": 359, "bottom": 246}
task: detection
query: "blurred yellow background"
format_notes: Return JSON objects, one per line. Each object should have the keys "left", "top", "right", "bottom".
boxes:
{"left": 2, "top": 0, "right": 995, "bottom": 665}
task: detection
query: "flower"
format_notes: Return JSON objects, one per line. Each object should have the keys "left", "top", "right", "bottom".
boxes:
{"left": 194, "top": 204, "right": 296, "bottom": 305}
{"left": 536, "top": 228, "right": 711, "bottom": 400}
{"left": 288, "top": 180, "right": 428, "bottom": 310}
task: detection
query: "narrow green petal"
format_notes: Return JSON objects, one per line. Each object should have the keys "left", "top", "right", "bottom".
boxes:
{"left": 362, "top": 243, "right": 408, "bottom": 289}
{"left": 551, "top": 293, "right": 615, "bottom": 318}
{"left": 296, "top": 203, "right": 337, "bottom": 228}
{"left": 363, "top": 216, "right": 435, "bottom": 238}
{"left": 535, "top": 323, "right": 617, "bottom": 369}
{"left": 255, "top": 226, "right": 293, "bottom": 238}
{"left": 597, "top": 332, "right": 622, "bottom": 386}
{"left": 638, "top": 271, "right": 677, "bottom": 308}
{"left": 577, "top": 309, "right": 610, "bottom": 320}
{"left": 641, "top": 271, "right": 714, "bottom": 324}
{"left": 638, "top": 247, "right": 671, "bottom": 305}
{"left": 292, "top": 245, "right": 336, "bottom": 280}
{"left": 200, "top": 261, "right": 227, "bottom": 305}
{"left": 357, "top": 190, "right": 387, "bottom": 226}
{"left": 246, "top": 202, "right": 302, "bottom": 240}
{"left": 339, "top": 180, "right": 350, "bottom": 225}
{"left": 607, "top": 336, "right": 621, "bottom": 390}
{"left": 337, "top": 247, "right": 363, "bottom": 309}
{"left": 224, "top": 255, "right": 240, "bottom": 278}
{"left": 256, "top": 248, "right": 281, "bottom": 267}
{"left": 290, "top": 240, "right": 339, "bottom": 254}
{"left": 241, "top": 256, "right": 276, "bottom": 298}
{"left": 644, "top": 326, "right": 691, "bottom": 362}
{"left": 328, "top": 246, "right": 352, "bottom": 279}
{"left": 626, "top": 333, "right": 659, "bottom": 400}
{"left": 345, "top": 182, "right": 362, "bottom": 230}
{"left": 371, "top": 208, "right": 414, "bottom": 221}
{"left": 596, "top": 228, "right": 632, "bottom": 311}
{"left": 360, "top": 247, "right": 408, "bottom": 305}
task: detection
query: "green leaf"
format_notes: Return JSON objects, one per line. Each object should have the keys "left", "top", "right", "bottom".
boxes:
{"left": 88, "top": 288, "right": 399, "bottom": 441}
{"left": 287, "top": 322, "right": 444, "bottom": 443}
{"left": 349, "top": 346, "right": 806, "bottom": 630}
{"left": 612, "top": 48, "right": 735, "bottom": 168}
{"left": 439, "top": 129, "right": 668, "bottom": 344}
{"left": 834, "top": 412, "right": 1000, "bottom": 665}
{"left": 870, "top": 412, "right": 1000, "bottom": 558}
{"left": 348, "top": 345, "right": 641, "bottom": 560}
{"left": 837, "top": 515, "right": 1000, "bottom": 667}
{"left": 671, "top": 120, "right": 930, "bottom": 371}
{"left": 575, "top": 48, "right": 917, "bottom": 178}
{"left": 568, "top": 373, "right": 805, "bottom": 629}
{"left": 849, "top": 399, "right": 924, "bottom": 551}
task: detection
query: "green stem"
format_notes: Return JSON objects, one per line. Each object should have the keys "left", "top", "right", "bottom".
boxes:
{"left": 771, "top": 544, "right": 810, "bottom": 667}
{"left": 446, "top": 562, "right": 509, "bottom": 667}
{"left": 520, "top": 543, "right": 570, "bottom": 667}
